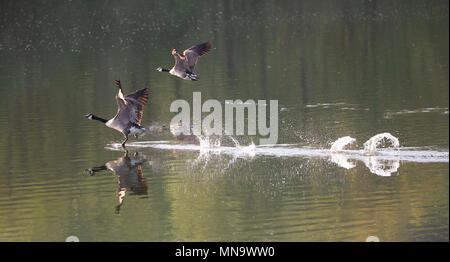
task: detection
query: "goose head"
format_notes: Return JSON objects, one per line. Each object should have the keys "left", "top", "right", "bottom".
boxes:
{"left": 85, "top": 113, "right": 94, "bottom": 119}
{"left": 86, "top": 168, "right": 95, "bottom": 176}
{"left": 156, "top": 67, "right": 170, "bottom": 73}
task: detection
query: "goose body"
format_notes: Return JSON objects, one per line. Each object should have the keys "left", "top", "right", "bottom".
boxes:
{"left": 157, "top": 42, "right": 211, "bottom": 81}
{"left": 85, "top": 80, "right": 149, "bottom": 147}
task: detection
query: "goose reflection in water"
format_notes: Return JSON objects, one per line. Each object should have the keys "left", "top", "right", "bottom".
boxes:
{"left": 86, "top": 151, "right": 148, "bottom": 213}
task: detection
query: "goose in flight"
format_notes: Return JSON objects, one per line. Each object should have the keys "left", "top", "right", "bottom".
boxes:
{"left": 85, "top": 80, "right": 149, "bottom": 147}
{"left": 156, "top": 42, "right": 211, "bottom": 81}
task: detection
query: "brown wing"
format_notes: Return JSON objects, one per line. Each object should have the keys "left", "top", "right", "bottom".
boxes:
{"left": 183, "top": 42, "right": 211, "bottom": 72}
{"left": 124, "top": 88, "right": 149, "bottom": 125}
{"left": 135, "top": 165, "right": 148, "bottom": 194}
{"left": 125, "top": 88, "right": 148, "bottom": 107}
{"left": 108, "top": 80, "right": 149, "bottom": 132}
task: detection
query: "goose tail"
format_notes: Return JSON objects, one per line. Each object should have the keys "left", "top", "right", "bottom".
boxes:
{"left": 187, "top": 73, "right": 199, "bottom": 81}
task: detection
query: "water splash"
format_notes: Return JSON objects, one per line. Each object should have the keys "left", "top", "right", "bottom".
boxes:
{"left": 330, "top": 153, "right": 356, "bottom": 169}
{"left": 362, "top": 156, "right": 400, "bottom": 177}
{"left": 107, "top": 132, "right": 448, "bottom": 177}
{"left": 226, "top": 135, "right": 241, "bottom": 148}
{"left": 331, "top": 133, "right": 401, "bottom": 176}
{"left": 330, "top": 136, "right": 356, "bottom": 152}
{"left": 363, "top": 133, "right": 400, "bottom": 154}
{"left": 329, "top": 136, "right": 357, "bottom": 169}
{"left": 145, "top": 122, "right": 169, "bottom": 133}
{"left": 189, "top": 137, "right": 253, "bottom": 172}
{"left": 169, "top": 120, "right": 241, "bottom": 149}
{"left": 196, "top": 135, "right": 221, "bottom": 149}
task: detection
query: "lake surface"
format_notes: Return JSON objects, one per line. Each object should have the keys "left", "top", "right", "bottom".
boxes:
{"left": 0, "top": 0, "right": 448, "bottom": 242}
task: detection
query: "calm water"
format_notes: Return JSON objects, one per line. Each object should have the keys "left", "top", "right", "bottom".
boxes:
{"left": 0, "top": 0, "right": 448, "bottom": 242}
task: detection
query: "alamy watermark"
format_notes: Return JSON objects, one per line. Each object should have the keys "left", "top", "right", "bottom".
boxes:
{"left": 170, "top": 92, "right": 279, "bottom": 145}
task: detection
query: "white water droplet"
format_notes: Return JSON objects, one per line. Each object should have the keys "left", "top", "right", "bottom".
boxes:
{"left": 330, "top": 136, "right": 356, "bottom": 152}
{"left": 363, "top": 133, "right": 399, "bottom": 154}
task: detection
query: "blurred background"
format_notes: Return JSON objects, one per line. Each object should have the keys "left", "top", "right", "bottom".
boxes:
{"left": 0, "top": 0, "right": 448, "bottom": 241}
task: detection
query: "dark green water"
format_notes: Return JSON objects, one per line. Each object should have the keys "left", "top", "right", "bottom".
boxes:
{"left": 0, "top": 0, "right": 448, "bottom": 241}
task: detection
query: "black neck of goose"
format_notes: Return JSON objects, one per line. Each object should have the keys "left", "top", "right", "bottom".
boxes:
{"left": 87, "top": 165, "right": 107, "bottom": 176}
{"left": 160, "top": 67, "right": 170, "bottom": 72}
{"left": 92, "top": 115, "right": 108, "bottom": 123}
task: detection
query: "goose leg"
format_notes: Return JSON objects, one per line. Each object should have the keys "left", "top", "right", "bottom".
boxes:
{"left": 121, "top": 134, "right": 129, "bottom": 148}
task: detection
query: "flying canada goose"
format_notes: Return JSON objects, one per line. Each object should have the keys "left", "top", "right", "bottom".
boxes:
{"left": 85, "top": 80, "right": 149, "bottom": 147}
{"left": 86, "top": 151, "right": 148, "bottom": 214}
{"left": 156, "top": 42, "right": 211, "bottom": 81}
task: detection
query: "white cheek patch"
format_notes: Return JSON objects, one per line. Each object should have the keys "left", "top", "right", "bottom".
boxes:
{"left": 105, "top": 120, "right": 112, "bottom": 127}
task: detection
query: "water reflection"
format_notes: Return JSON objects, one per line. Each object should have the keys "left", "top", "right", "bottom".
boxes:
{"left": 0, "top": 0, "right": 447, "bottom": 242}
{"left": 86, "top": 151, "right": 148, "bottom": 213}
{"left": 110, "top": 131, "right": 448, "bottom": 177}
{"left": 330, "top": 152, "right": 400, "bottom": 176}
{"left": 115, "top": 139, "right": 448, "bottom": 177}
{"left": 330, "top": 133, "right": 401, "bottom": 176}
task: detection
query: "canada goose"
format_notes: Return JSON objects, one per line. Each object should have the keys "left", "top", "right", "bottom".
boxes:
{"left": 156, "top": 42, "right": 211, "bottom": 81}
{"left": 85, "top": 80, "right": 149, "bottom": 147}
{"left": 86, "top": 151, "right": 147, "bottom": 214}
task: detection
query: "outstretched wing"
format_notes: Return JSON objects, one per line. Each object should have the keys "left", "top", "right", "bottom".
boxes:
{"left": 123, "top": 88, "right": 149, "bottom": 125}
{"left": 183, "top": 42, "right": 211, "bottom": 72}
{"left": 112, "top": 80, "right": 149, "bottom": 131}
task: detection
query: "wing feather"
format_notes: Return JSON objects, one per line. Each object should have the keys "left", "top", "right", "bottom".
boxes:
{"left": 124, "top": 88, "right": 149, "bottom": 124}
{"left": 183, "top": 42, "right": 211, "bottom": 72}
{"left": 110, "top": 83, "right": 149, "bottom": 132}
